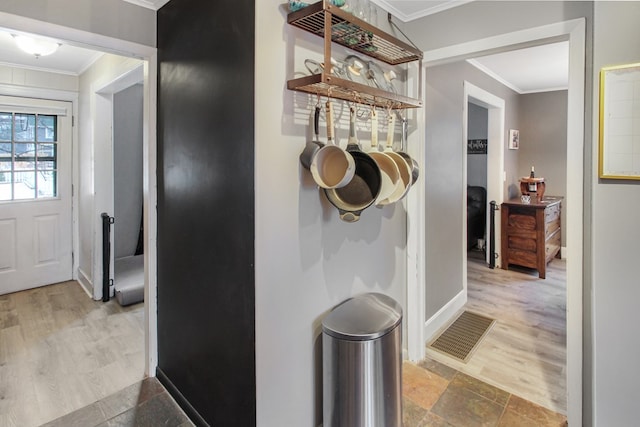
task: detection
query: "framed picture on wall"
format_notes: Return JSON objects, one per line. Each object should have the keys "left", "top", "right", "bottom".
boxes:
{"left": 467, "top": 139, "right": 488, "bottom": 154}
{"left": 508, "top": 129, "right": 519, "bottom": 150}
{"left": 599, "top": 62, "right": 640, "bottom": 180}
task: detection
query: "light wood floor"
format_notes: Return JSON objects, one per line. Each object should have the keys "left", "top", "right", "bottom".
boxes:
{"left": 0, "top": 281, "right": 145, "bottom": 427}
{"left": 425, "top": 257, "right": 567, "bottom": 415}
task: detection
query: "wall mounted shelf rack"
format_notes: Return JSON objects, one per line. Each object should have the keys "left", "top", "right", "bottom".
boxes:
{"left": 287, "top": 0, "right": 423, "bottom": 109}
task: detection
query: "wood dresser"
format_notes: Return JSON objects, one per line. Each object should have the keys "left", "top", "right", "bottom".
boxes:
{"left": 500, "top": 197, "right": 562, "bottom": 279}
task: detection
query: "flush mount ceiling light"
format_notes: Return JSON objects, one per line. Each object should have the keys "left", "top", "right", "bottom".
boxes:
{"left": 13, "top": 35, "right": 60, "bottom": 58}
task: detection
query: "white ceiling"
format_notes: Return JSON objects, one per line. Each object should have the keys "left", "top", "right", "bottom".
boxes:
{"left": 374, "top": 0, "right": 475, "bottom": 22}
{"left": 376, "top": 0, "right": 568, "bottom": 93}
{"left": 0, "top": 30, "right": 103, "bottom": 76}
{"left": 468, "top": 42, "right": 569, "bottom": 94}
{"left": 0, "top": 1, "right": 567, "bottom": 93}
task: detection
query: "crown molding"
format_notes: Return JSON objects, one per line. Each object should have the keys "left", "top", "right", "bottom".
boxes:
{"left": 372, "top": 0, "right": 475, "bottom": 22}
{"left": 121, "top": 0, "right": 170, "bottom": 10}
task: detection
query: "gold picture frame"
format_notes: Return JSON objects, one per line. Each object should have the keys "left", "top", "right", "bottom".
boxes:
{"left": 599, "top": 62, "right": 640, "bottom": 180}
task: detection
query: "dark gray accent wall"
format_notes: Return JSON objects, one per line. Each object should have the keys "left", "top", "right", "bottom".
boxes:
{"left": 157, "top": 1, "right": 255, "bottom": 425}
{"left": 467, "top": 102, "right": 488, "bottom": 189}
{"left": 114, "top": 84, "right": 143, "bottom": 259}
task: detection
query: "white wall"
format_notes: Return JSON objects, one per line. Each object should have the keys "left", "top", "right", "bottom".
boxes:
{"left": 113, "top": 83, "right": 143, "bottom": 259}
{"left": 591, "top": 3, "right": 640, "bottom": 425}
{"left": 404, "top": 1, "right": 591, "bottom": 52}
{"left": 0, "top": 0, "right": 155, "bottom": 47}
{"left": 0, "top": 65, "right": 78, "bottom": 93}
{"left": 255, "top": 2, "right": 407, "bottom": 426}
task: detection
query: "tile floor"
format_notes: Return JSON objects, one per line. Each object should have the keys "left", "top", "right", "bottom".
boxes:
{"left": 402, "top": 357, "right": 568, "bottom": 427}
{"left": 23, "top": 280, "right": 565, "bottom": 427}
{"left": 41, "top": 377, "right": 194, "bottom": 427}
{"left": 47, "top": 356, "right": 567, "bottom": 427}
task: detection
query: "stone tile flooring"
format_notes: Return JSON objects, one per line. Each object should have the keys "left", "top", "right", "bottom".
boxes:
{"left": 402, "top": 357, "right": 568, "bottom": 427}
{"left": 43, "top": 356, "right": 567, "bottom": 427}
{"left": 41, "top": 378, "right": 193, "bottom": 427}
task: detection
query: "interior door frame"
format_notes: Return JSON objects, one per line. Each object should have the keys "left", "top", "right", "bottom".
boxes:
{"left": 463, "top": 82, "right": 505, "bottom": 277}
{"left": 92, "top": 65, "right": 145, "bottom": 301}
{"left": 0, "top": 11, "right": 159, "bottom": 377}
{"left": 406, "top": 18, "right": 585, "bottom": 425}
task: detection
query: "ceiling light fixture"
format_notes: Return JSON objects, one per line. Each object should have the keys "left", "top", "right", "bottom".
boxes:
{"left": 13, "top": 35, "right": 60, "bottom": 58}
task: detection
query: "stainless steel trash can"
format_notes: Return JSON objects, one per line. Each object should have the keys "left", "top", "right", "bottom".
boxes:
{"left": 322, "top": 293, "right": 403, "bottom": 427}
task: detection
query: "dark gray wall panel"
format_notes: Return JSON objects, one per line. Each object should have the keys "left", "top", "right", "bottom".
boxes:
{"left": 114, "top": 84, "right": 143, "bottom": 259}
{"left": 157, "top": 0, "right": 255, "bottom": 425}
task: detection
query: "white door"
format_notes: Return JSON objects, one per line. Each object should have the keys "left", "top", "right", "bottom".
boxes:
{"left": 0, "top": 96, "right": 72, "bottom": 295}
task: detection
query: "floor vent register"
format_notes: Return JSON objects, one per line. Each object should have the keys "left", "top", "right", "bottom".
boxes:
{"left": 428, "top": 311, "right": 495, "bottom": 363}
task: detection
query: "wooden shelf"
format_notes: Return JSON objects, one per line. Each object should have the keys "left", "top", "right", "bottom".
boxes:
{"left": 287, "top": 0, "right": 422, "bottom": 109}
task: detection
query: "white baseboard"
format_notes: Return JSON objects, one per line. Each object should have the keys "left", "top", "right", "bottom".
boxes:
{"left": 561, "top": 246, "right": 567, "bottom": 259}
{"left": 424, "top": 289, "right": 467, "bottom": 342}
{"left": 77, "top": 268, "right": 94, "bottom": 299}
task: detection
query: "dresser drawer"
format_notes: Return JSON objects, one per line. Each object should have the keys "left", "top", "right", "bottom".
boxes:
{"left": 545, "top": 232, "right": 561, "bottom": 262}
{"left": 508, "top": 236, "right": 537, "bottom": 252}
{"left": 508, "top": 213, "right": 537, "bottom": 231}
{"left": 507, "top": 248, "right": 538, "bottom": 268}
{"left": 545, "top": 218, "right": 560, "bottom": 237}
{"left": 545, "top": 203, "right": 560, "bottom": 223}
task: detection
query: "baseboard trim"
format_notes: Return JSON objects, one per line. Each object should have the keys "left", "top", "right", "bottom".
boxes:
{"left": 77, "top": 268, "right": 93, "bottom": 298}
{"left": 156, "top": 368, "right": 209, "bottom": 427}
{"left": 424, "top": 289, "right": 467, "bottom": 342}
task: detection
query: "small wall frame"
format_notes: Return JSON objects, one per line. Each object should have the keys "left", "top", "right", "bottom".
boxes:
{"left": 508, "top": 129, "right": 519, "bottom": 150}
{"left": 599, "top": 62, "right": 640, "bottom": 180}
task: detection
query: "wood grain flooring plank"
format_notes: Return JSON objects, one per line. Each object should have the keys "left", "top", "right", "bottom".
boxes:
{"left": 427, "top": 257, "right": 567, "bottom": 414}
{"left": 0, "top": 281, "right": 145, "bottom": 427}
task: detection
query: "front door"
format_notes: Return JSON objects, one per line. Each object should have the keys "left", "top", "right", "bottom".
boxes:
{"left": 0, "top": 96, "right": 72, "bottom": 295}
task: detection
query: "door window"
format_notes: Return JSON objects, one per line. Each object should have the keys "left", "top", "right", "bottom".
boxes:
{"left": 0, "top": 112, "right": 58, "bottom": 201}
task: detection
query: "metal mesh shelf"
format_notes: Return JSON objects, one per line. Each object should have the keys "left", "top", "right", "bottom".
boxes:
{"left": 287, "top": 1, "right": 422, "bottom": 109}
{"left": 288, "top": 1, "right": 422, "bottom": 66}
{"left": 287, "top": 73, "right": 421, "bottom": 109}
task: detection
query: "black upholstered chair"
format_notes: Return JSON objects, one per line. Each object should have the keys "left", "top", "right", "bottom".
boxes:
{"left": 467, "top": 186, "right": 487, "bottom": 250}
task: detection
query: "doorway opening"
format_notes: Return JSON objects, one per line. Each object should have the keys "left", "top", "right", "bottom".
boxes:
{"left": 466, "top": 102, "right": 489, "bottom": 262}
{"left": 0, "top": 12, "right": 158, "bottom": 426}
{"left": 113, "top": 83, "right": 145, "bottom": 306}
{"left": 425, "top": 58, "right": 568, "bottom": 415}
{"left": 459, "top": 58, "right": 568, "bottom": 414}
{"left": 406, "top": 18, "right": 585, "bottom": 425}
{"left": 463, "top": 82, "right": 505, "bottom": 271}
{"left": 93, "top": 66, "right": 146, "bottom": 307}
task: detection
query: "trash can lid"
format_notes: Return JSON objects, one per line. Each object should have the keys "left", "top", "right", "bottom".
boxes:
{"left": 322, "top": 293, "right": 402, "bottom": 341}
